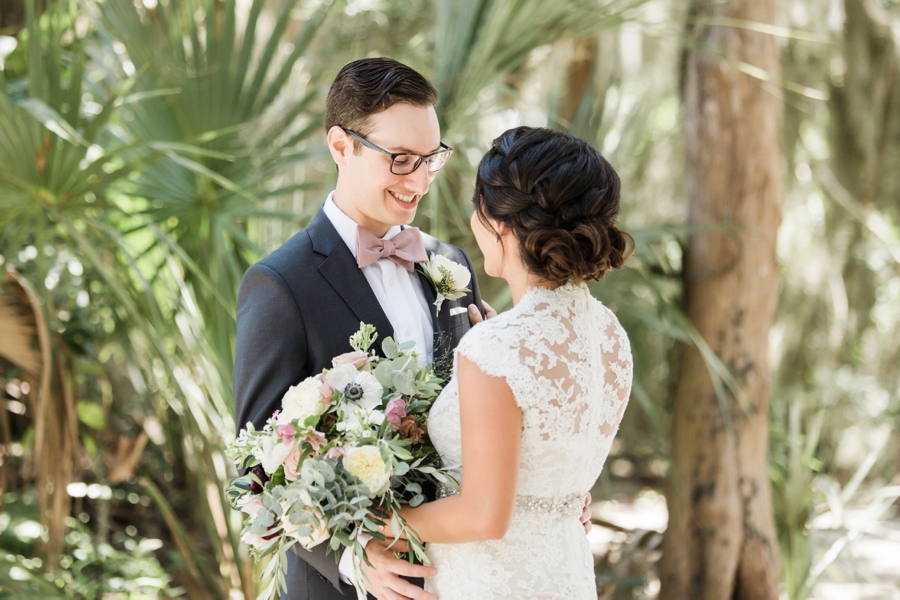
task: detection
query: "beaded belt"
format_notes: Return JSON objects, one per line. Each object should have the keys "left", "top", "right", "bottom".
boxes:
{"left": 516, "top": 493, "right": 584, "bottom": 516}
{"left": 436, "top": 484, "right": 583, "bottom": 517}
{"left": 436, "top": 482, "right": 459, "bottom": 499}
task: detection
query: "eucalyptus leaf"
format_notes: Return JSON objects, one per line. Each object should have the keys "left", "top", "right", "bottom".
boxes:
{"left": 392, "top": 371, "right": 414, "bottom": 396}
{"left": 374, "top": 361, "right": 395, "bottom": 389}
{"left": 382, "top": 337, "right": 399, "bottom": 359}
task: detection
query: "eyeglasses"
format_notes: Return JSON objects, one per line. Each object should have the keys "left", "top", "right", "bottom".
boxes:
{"left": 341, "top": 127, "right": 453, "bottom": 175}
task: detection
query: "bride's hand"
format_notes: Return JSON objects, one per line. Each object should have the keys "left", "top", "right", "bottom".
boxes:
{"left": 580, "top": 493, "right": 592, "bottom": 535}
{"left": 467, "top": 300, "right": 497, "bottom": 325}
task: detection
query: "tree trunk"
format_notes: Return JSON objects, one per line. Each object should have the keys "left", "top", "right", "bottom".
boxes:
{"left": 659, "top": 0, "right": 783, "bottom": 598}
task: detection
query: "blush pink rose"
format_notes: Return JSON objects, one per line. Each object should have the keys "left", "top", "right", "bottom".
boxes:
{"left": 318, "top": 382, "right": 334, "bottom": 405}
{"left": 236, "top": 495, "right": 264, "bottom": 517}
{"left": 283, "top": 441, "right": 303, "bottom": 481}
{"left": 332, "top": 351, "right": 372, "bottom": 369}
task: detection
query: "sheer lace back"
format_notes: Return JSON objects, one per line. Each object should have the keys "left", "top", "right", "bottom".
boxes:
{"left": 425, "top": 283, "right": 633, "bottom": 599}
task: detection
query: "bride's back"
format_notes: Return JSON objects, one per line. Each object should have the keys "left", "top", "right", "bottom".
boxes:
{"left": 454, "top": 282, "right": 632, "bottom": 498}
{"left": 425, "top": 281, "right": 632, "bottom": 600}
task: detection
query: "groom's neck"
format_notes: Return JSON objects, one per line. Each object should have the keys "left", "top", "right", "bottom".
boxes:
{"left": 332, "top": 191, "right": 392, "bottom": 238}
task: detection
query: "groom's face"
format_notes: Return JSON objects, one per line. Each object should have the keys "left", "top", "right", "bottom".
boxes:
{"left": 329, "top": 102, "right": 442, "bottom": 236}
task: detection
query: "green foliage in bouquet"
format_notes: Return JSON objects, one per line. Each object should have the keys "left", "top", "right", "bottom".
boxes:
{"left": 225, "top": 324, "right": 455, "bottom": 599}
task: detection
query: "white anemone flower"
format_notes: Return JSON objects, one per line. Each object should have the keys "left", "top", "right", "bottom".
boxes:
{"left": 325, "top": 363, "right": 382, "bottom": 410}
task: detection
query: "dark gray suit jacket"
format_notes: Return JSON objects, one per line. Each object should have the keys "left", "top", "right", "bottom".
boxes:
{"left": 233, "top": 207, "right": 484, "bottom": 599}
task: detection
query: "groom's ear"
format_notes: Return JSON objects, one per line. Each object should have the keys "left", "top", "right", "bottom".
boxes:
{"left": 327, "top": 126, "right": 351, "bottom": 169}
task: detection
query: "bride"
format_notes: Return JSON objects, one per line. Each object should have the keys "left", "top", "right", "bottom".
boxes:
{"left": 384, "top": 126, "right": 633, "bottom": 599}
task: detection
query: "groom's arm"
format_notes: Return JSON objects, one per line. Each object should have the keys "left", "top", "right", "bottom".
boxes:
{"left": 234, "top": 262, "right": 350, "bottom": 593}
{"left": 234, "top": 263, "right": 308, "bottom": 433}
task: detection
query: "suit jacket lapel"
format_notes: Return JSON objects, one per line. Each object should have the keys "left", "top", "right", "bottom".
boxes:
{"left": 308, "top": 209, "right": 395, "bottom": 347}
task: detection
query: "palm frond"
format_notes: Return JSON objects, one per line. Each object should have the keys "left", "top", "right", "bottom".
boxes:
{"left": 97, "top": 0, "right": 335, "bottom": 369}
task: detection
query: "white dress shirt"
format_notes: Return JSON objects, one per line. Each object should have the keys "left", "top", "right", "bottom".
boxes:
{"left": 323, "top": 192, "right": 434, "bottom": 366}
{"left": 323, "top": 192, "right": 434, "bottom": 588}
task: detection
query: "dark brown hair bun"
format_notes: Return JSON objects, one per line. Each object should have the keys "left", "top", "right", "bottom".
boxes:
{"left": 473, "top": 126, "right": 633, "bottom": 285}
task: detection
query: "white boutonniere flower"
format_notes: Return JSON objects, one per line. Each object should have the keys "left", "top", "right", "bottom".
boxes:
{"left": 419, "top": 253, "right": 471, "bottom": 315}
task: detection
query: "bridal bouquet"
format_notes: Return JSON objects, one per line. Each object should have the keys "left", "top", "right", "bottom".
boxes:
{"left": 226, "top": 324, "right": 454, "bottom": 599}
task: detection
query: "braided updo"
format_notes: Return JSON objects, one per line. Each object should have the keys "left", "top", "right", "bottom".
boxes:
{"left": 473, "top": 126, "right": 633, "bottom": 285}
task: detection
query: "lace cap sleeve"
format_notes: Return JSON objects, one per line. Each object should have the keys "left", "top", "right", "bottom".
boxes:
{"left": 454, "top": 318, "right": 535, "bottom": 411}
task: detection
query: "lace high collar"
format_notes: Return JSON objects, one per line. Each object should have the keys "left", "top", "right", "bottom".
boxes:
{"left": 519, "top": 281, "right": 589, "bottom": 306}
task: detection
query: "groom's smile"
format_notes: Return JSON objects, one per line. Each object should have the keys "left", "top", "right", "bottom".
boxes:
{"left": 389, "top": 190, "right": 417, "bottom": 204}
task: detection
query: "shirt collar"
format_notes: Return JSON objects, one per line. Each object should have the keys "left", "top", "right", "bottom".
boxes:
{"left": 323, "top": 191, "right": 403, "bottom": 260}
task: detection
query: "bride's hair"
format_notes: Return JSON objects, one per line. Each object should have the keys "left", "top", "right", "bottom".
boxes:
{"left": 473, "top": 126, "right": 634, "bottom": 285}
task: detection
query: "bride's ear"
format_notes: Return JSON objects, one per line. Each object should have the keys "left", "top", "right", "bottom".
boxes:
{"left": 495, "top": 221, "right": 512, "bottom": 240}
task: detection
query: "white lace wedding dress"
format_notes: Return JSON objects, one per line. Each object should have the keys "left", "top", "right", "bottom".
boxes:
{"left": 425, "top": 283, "right": 633, "bottom": 599}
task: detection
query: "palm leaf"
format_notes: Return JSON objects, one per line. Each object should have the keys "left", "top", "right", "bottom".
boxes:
{"left": 98, "top": 0, "right": 335, "bottom": 370}
{"left": 0, "top": 272, "right": 41, "bottom": 375}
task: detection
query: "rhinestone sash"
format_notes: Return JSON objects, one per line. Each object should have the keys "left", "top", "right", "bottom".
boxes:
{"left": 515, "top": 493, "right": 584, "bottom": 516}
{"left": 436, "top": 484, "right": 584, "bottom": 517}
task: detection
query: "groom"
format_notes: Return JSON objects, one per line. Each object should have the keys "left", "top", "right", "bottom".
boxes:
{"left": 233, "top": 58, "right": 489, "bottom": 600}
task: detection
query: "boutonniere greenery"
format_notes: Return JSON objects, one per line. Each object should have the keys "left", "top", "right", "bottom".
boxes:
{"left": 418, "top": 253, "right": 472, "bottom": 315}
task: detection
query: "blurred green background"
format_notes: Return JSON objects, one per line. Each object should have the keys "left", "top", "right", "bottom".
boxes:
{"left": 1, "top": 0, "right": 898, "bottom": 598}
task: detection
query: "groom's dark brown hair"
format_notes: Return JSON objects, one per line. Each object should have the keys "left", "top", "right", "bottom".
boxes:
{"left": 325, "top": 57, "right": 438, "bottom": 152}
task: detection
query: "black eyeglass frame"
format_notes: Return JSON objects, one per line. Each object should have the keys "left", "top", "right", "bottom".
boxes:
{"left": 341, "top": 127, "right": 453, "bottom": 175}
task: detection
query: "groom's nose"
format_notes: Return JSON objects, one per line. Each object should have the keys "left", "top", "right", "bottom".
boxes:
{"left": 402, "top": 162, "right": 432, "bottom": 195}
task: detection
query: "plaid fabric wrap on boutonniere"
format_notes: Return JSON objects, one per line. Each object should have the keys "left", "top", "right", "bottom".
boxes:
{"left": 418, "top": 253, "right": 472, "bottom": 316}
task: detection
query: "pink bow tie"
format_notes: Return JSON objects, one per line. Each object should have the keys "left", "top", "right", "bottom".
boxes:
{"left": 356, "top": 226, "right": 427, "bottom": 272}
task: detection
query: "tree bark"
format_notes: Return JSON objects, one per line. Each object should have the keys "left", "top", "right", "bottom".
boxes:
{"left": 659, "top": 0, "right": 783, "bottom": 598}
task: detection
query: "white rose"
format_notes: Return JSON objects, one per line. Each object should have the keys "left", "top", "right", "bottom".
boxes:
{"left": 259, "top": 435, "right": 292, "bottom": 474}
{"left": 282, "top": 505, "right": 330, "bottom": 550}
{"left": 343, "top": 445, "right": 392, "bottom": 497}
{"left": 278, "top": 378, "right": 327, "bottom": 426}
{"left": 325, "top": 364, "right": 383, "bottom": 410}
{"left": 427, "top": 254, "right": 471, "bottom": 297}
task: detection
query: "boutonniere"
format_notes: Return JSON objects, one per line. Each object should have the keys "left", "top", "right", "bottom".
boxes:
{"left": 418, "top": 253, "right": 472, "bottom": 315}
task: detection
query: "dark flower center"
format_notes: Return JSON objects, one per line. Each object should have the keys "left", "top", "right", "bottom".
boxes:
{"left": 344, "top": 382, "right": 364, "bottom": 402}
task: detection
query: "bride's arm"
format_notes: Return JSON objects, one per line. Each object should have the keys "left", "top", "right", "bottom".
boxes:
{"left": 396, "top": 355, "right": 522, "bottom": 544}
